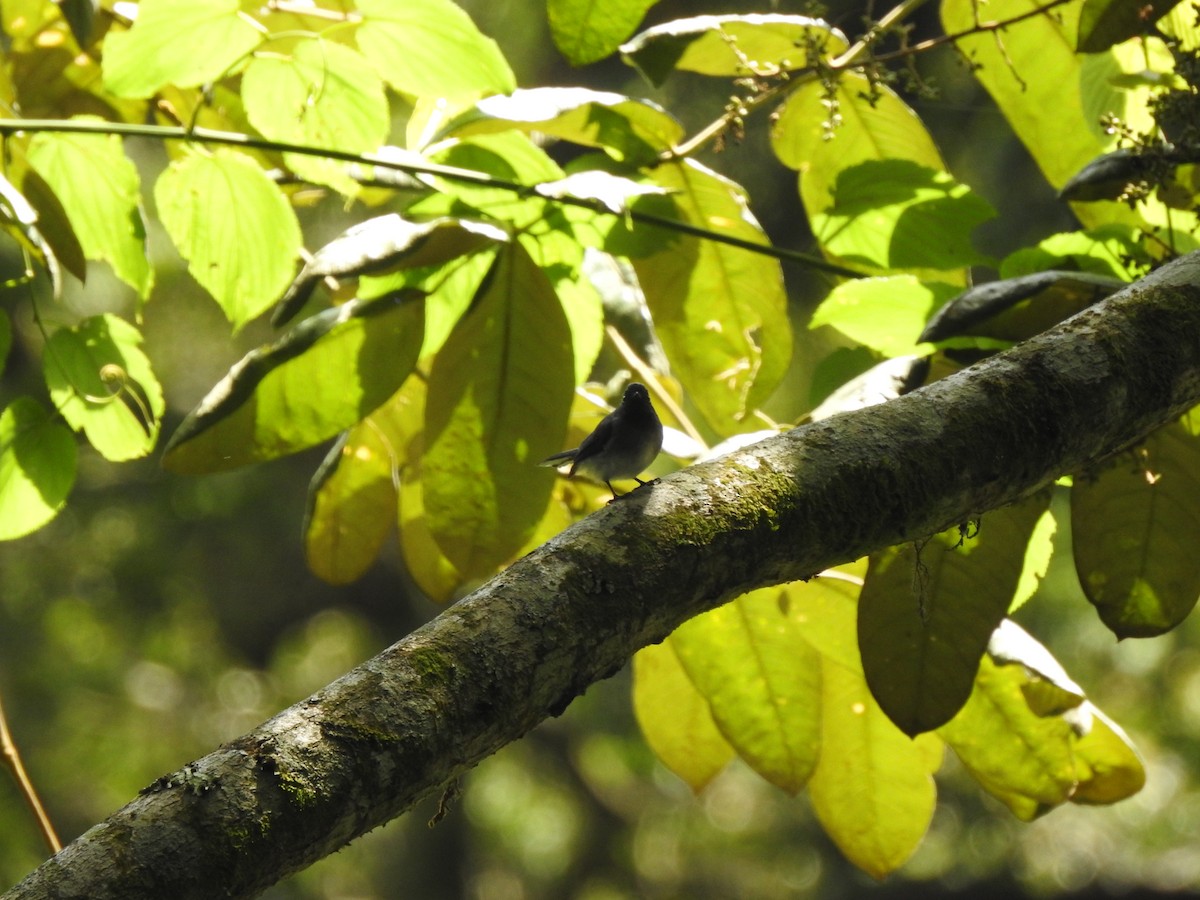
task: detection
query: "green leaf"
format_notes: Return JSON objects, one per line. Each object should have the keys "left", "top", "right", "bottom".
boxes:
{"left": 43, "top": 315, "right": 163, "bottom": 462}
{"left": 632, "top": 640, "right": 735, "bottom": 792}
{"left": 859, "top": 495, "right": 1051, "bottom": 735}
{"left": 999, "top": 225, "right": 1148, "bottom": 280}
{"left": 812, "top": 160, "right": 995, "bottom": 271}
{"left": 0, "top": 397, "right": 77, "bottom": 541}
{"left": 1072, "top": 422, "right": 1200, "bottom": 637}
{"left": 27, "top": 124, "right": 153, "bottom": 298}
{"left": 1071, "top": 706, "right": 1147, "bottom": 804}
{"left": 772, "top": 73, "right": 943, "bottom": 204}
{"left": 437, "top": 88, "right": 685, "bottom": 166}
{"left": 620, "top": 14, "right": 848, "bottom": 86}
{"left": 941, "top": 0, "right": 1171, "bottom": 231}
{"left": 422, "top": 242, "right": 574, "bottom": 575}
{"left": 304, "top": 416, "right": 399, "bottom": 586}
{"left": 242, "top": 38, "right": 389, "bottom": 194}
{"left": 103, "top": 0, "right": 264, "bottom": 97}
{"left": 671, "top": 587, "right": 822, "bottom": 794}
{"left": 1011, "top": 507, "right": 1057, "bottom": 613}
{"left": 1077, "top": 0, "right": 1183, "bottom": 51}
{"left": 354, "top": 0, "right": 515, "bottom": 98}
{"left": 163, "top": 290, "right": 426, "bottom": 474}
{"left": 155, "top": 149, "right": 302, "bottom": 329}
{"left": 275, "top": 215, "right": 507, "bottom": 327}
{"left": 939, "top": 653, "right": 1082, "bottom": 820}
{"left": 18, "top": 166, "right": 87, "bottom": 284}
{"left": 548, "top": 0, "right": 659, "bottom": 66}
{"left": 630, "top": 159, "right": 791, "bottom": 427}
{"left": 808, "top": 660, "right": 939, "bottom": 878}
{"left": 809, "top": 276, "right": 959, "bottom": 357}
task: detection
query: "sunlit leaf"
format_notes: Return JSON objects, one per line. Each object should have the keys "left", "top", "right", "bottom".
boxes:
{"left": 437, "top": 87, "right": 684, "bottom": 166}
{"left": 1011, "top": 508, "right": 1058, "bottom": 613}
{"left": 671, "top": 587, "right": 822, "bottom": 793}
{"left": 422, "top": 242, "right": 573, "bottom": 574}
{"left": 43, "top": 315, "right": 163, "bottom": 462}
{"left": 809, "top": 276, "right": 958, "bottom": 358}
{"left": 274, "top": 215, "right": 506, "bottom": 327}
{"left": 1072, "top": 422, "right": 1200, "bottom": 637}
{"left": 305, "top": 417, "right": 399, "bottom": 587}
{"left": 163, "top": 291, "right": 425, "bottom": 473}
{"left": 939, "top": 653, "right": 1081, "bottom": 820}
{"left": 809, "top": 660, "right": 939, "bottom": 878}
{"left": 18, "top": 166, "right": 86, "bottom": 283}
{"left": 1072, "top": 706, "right": 1147, "bottom": 804}
{"left": 155, "top": 150, "right": 302, "bottom": 329}
{"left": 354, "top": 0, "right": 515, "bottom": 98}
{"left": 632, "top": 640, "right": 735, "bottom": 792}
{"left": 27, "top": 124, "right": 153, "bottom": 298}
{"left": 859, "top": 495, "right": 1051, "bottom": 735}
{"left": 103, "top": 0, "right": 264, "bottom": 97}
{"left": 242, "top": 38, "right": 389, "bottom": 194}
{"left": 999, "top": 225, "right": 1148, "bottom": 280}
{"left": 630, "top": 159, "right": 790, "bottom": 428}
{"left": 548, "top": 0, "right": 659, "bottom": 65}
{"left": 0, "top": 397, "right": 76, "bottom": 540}
{"left": 621, "top": 14, "right": 848, "bottom": 85}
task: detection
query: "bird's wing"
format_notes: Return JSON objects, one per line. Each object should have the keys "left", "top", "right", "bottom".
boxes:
{"left": 571, "top": 414, "right": 616, "bottom": 468}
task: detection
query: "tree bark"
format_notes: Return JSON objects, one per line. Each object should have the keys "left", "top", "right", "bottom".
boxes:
{"left": 9, "top": 253, "right": 1200, "bottom": 899}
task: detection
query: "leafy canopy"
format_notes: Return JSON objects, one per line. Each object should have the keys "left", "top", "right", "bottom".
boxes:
{"left": 2, "top": 0, "right": 1199, "bottom": 879}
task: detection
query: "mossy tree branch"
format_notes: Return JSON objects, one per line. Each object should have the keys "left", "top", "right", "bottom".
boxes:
{"left": 7, "top": 253, "right": 1200, "bottom": 899}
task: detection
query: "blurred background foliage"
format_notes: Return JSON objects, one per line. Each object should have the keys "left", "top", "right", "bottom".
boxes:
{"left": 0, "top": 0, "right": 1191, "bottom": 897}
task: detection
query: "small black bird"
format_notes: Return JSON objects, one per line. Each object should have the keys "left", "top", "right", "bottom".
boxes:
{"left": 541, "top": 383, "right": 664, "bottom": 501}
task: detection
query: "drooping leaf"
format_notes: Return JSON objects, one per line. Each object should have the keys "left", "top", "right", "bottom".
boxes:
{"left": 783, "top": 566, "right": 941, "bottom": 877}
{"left": 670, "top": 587, "right": 822, "bottom": 794}
{"left": 1071, "top": 706, "right": 1147, "bottom": 804}
{"left": 354, "top": 0, "right": 515, "bottom": 98}
{"left": 422, "top": 242, "right": 574, "bottom": 575}
{"left": 1072, "top": 421, "right": 1200, "bottom": 637}
{"left": 621, "top": 14, "right": 848, "bottom": 86}
{"left": 18, "top": 166, "right": 87, "bottom": 283}
{"left": 58, "top": 0, "right": 100, "bottom": 48}
{"left": 43, "top": 315, "right": 164, "bottom": 462}
{"left": 27, "top": 124, "right": 152, "bottom": 298}
{"left": 810, "top": 276, "right": 959, "bottom": 358}
{"left": 436, "top": 87, "right": 684, "bottom": 166}
{"left": 0, "top": 397, "right": 76, "bottom": 541}
{"left": 632, "top": 639, "right": 735, "bottom": 792}
{"left": 808, "top": 660, "right": 939, "bottom": 879}
{"left": 811, "top": 159, "right": 995, "bottom": 272}
{"left": 918, "top": 271, "right": 1123, "bottom": 343}
{"left": 241, "top": 38, "right": 389, "bottom": 194}
{"left": 155, "top": 150, "right": 302, "bottom": 329}
{"left": 103, "top": 0, "right": 264, "bottom": 97}
{"left": 1077, "top": 0, "right": 1183, "bottom": 52}
{"left": 163, "top": 290, "right": 426, "bottom": 474}
{"left": 630, "top": 159, "right": 791, "bottom": 428}
{"left": 305, "top": 419, "right": 399, "bottom": 587}
{"left": 273, "top": 215, "right": 507, "bottom": 327}
{"left": 859, "top": 495, "right": 1051, "bottom": 735}
{"left": 939, "top": 653, "right": 1084, "bottom": 820}
{"left": 1058, "top": 148, "right": 1166, "bottom": 202}
{"left": 548, "top": 0, "right": 659, "bottom": 66}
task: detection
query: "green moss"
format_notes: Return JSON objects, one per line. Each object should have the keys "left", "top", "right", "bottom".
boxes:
{"left": 408, "top": 646, "right": 454, "bottom": 685}
{"left": 277, "top": 768, "right": 318, "bottom": 808}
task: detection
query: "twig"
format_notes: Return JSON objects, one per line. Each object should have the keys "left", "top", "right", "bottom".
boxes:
{"left": 0, "top": 118, "right": 859, "bottom": 278}
{"left": 0, "top": 684, "right": 61, "bottom": 855}
{"left": 606, "top": 325, "right": 706, "bottom": 446}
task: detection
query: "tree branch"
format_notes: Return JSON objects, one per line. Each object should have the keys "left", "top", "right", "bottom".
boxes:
{"left": 8, "top": 254, "right": 1200, "bottom": 899}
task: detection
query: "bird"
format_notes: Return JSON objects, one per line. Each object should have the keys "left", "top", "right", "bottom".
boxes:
{"left": 540, "top": 383, "right": 664, "bottom": 501}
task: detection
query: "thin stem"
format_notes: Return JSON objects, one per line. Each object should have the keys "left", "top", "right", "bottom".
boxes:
{"left": 0, "top": 684, "right": 61, "bottom": 855}
{"left": 0, "top": 118, "right": 859, "bottom": 277}
{"left": 871, "top": 0, "right": 1076, "bottom": 63}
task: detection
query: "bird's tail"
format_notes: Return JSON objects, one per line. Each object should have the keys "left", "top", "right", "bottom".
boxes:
{"left": 539, "top": 449, "right": 577, "bottom": 467}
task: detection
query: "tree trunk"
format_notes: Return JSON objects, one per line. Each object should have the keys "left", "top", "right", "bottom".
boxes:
{"left": 8, "top": 253, "right": 1200, "bottom": 899}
